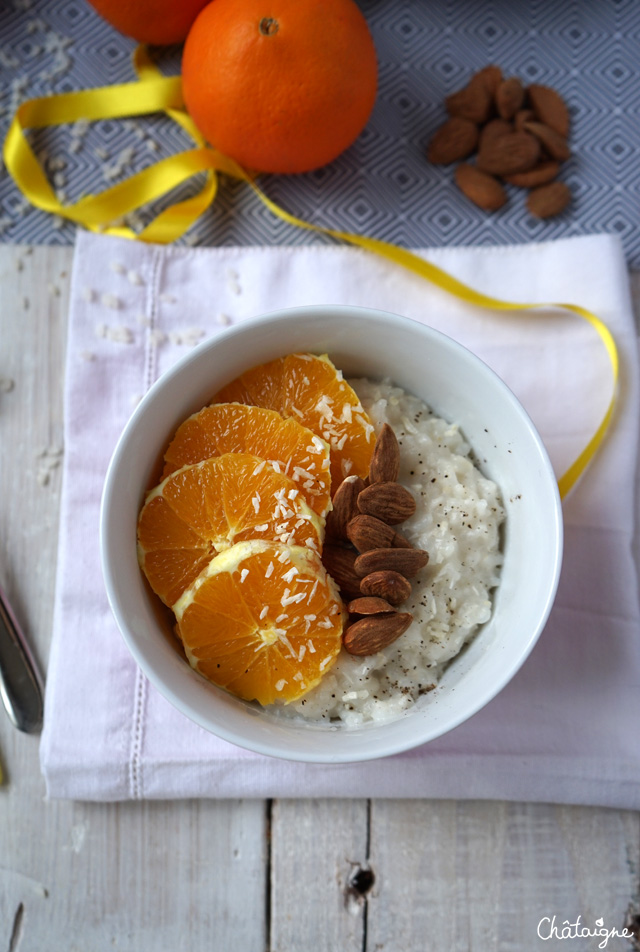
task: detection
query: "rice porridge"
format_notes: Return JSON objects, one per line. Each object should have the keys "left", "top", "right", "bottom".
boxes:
{"left": 279, "top": 376, "right": 505, "bottom": 727}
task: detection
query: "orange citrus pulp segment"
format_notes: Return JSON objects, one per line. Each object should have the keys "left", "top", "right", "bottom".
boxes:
{"left": 214, "top": 353, "right": 375, "bottom": 491}
{"left": 137, "top": 453, "right": 323, "bottom": 607}
{"left": 174, "top": 540, "right": 345, "bottom": 705}
{"left": 162, "top": 402, "right": 331, "bottom": 518}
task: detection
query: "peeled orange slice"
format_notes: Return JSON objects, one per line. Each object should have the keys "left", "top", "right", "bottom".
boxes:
{"left": 162, "top": 403, "right": 331, "bottom": 518}
{"left": 214, "top": 353, "right": 375, "bottom": 490}
{"left": 174, "top": 540, "right": 345, "bottom": 705}
{"left": 137, "top": 453, "right": 323, "bottom": 607}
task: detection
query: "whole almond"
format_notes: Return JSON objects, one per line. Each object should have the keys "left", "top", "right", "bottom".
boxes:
{"left": 369, "top": 423, "right": 401, "bottom": 483}
{"left": 360, "top": 570, "right": 412, "bottom": 605}
{"left": 495, "top": 77, "right": 525, "bottom": 120}
{"left": 325, "top": 474, "right": 365, "bottom": 541}
{"left": 354, "top": 547, "right": 429, "bottom": 579}
{"left": 347, "top": 513, "right": 412, "bottom": 553}
{"left": 504, "top": 160, "right": 559, "bottom": 188}
{"left": 523, "top": 121, "right": 571, "bottom": 161}
{"left": 343, "top": 612, "right": 413, "bottom": 656}
{"left": 476, "top": 132, "right": 540, "bottom": 176}
{"left": 528, "top": 84, "right": 570, "bottom": 137}
{"left": 526, "top": 182, "right": 571, "bottom": 219}
{"left": 357, "top": 481, "right": 416, "bottom": 525}
{"left": 347, "top": 596, "right": 396, "bottom": 615}
{"left": 455, "top": 164, "right": 507, "bottom": 211}
{"left": 479, "top": 118, "right": 512, "bottom": 151}
{"left": 321, "top": 544, "right": 361, "bottom": 598}
{"left": 470, "top": 64, "right": 503, "bottom": 97}
{"left": 514, "top": 108, "right": 535, "bottom": 132}
{"left": 445, "top": 82, "right": 492, "bottom": 124}
{"left": 427, "top": 117, "right": 479, "bottom": 165}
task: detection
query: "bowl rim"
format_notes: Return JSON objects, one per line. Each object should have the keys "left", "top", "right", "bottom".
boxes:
{"left": 100, "top": 304, "right": 564, "bottom": 763}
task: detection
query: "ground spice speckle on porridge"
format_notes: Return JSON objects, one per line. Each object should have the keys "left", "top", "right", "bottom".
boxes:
{"left": 278, "top": 377, "right": 505, "bottom": 727}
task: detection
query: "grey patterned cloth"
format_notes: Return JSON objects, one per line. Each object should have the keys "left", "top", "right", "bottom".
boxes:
{"left": 0, "top": 0, "right": 639, "bottom": 264}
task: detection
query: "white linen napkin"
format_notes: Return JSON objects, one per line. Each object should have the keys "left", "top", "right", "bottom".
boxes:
{"left": 40, "top": 230, "right": 640, "bottom": 806}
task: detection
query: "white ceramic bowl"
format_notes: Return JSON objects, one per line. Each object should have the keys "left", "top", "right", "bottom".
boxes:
{"left": 100, "top": 305, "right": 563, "bottom": 763}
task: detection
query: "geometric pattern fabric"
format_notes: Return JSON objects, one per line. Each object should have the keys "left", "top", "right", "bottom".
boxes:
{"left": 1, "top": 0, "right": 639, "bottom": 266}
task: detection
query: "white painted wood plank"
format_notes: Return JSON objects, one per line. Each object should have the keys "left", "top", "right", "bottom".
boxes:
{"left": 0, "top": 793, "right": 268, "bottom": 952}
{"left": 367, "top": 800, "right": 640, "bottom": 952}
{"left": 270, "top": 799, "right": 368, "bottom": 952}
{"left": 0, "top": 245, "right": 267, "bottom": 952}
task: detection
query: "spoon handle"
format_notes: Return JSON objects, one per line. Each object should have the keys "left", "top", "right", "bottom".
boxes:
{"left": 0, "top": 583, "right": 43, "bottom": 733}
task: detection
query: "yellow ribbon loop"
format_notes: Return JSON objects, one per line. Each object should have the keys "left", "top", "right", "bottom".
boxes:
{"left": 1, "top": 46, "right": 618, "bottom": 499}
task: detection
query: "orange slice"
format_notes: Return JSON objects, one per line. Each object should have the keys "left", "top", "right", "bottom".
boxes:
{"left": 137, "top": 453, "right": 323, "bottom": 607}
{"left": 214, "top": 353, "right": 375, "bottom": 490}
{"left": 174, "top": 540, "right": 345, "bottom": 705}
{"left": 162, "top": 403, "right": 331, "bottom": 518}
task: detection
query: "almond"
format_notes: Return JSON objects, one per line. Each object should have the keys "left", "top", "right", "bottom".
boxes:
{"left": 354, "top": 547, "right": 429, "bottom": 579}
{"left": 455, "top": 164, "right": 507, "bottom": 211}
{"left": 495, "top": 77, "right": 525, "bottom": 120}
{"left": 321, "top": 544, "right": 361, "bottom": 598}
{"left": 347, "top": 514, "right": 412, "bottom": 553}
{"left": 360, "top": 570, "right": 412, "bottom": 605}
{"left": 504, "top": 160, "right": 559, "bottom": 188}
{"left": 343, "top": 612, "right": 413, "bottom": 656}
{"left": 470, "top": 64, "right": 503, "bottom": 97}
{"left": 325, "top": 474, "right": 365, "bottom": 542}
{"left": 476, "top": 132, "right": 540, "bottom": 176}
{"left": 445, "top": 82, "right": 492, "bottom": 125}
{"left": 347, "top": 596, "right": 396, "bottom": 615}
{"left": 357, "top": 481, "right": 416, "bottom": 525}
{"left": 478, "top": 118, "right": 512, "bottom": 151}
{"left": 523, "top": 121, "right": 571, "bottom": 161}
{"left": 514, "top": 108, "right": 535, "bottom": 132}
{"left": 528, "top": 84, "right": 570, "bottom": 137}
{"left": 369, "top": 423, "right": 401, "bottom": 483}
{"left": 526, "top": 182, "right": 571, "bottom": 219}
{"left": 427, "top": 117, "right": 479, "bottom": 165}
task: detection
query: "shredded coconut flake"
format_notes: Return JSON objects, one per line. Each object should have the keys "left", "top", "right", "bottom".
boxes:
{"left": 281, "top": 591, "right": 306, "bottom": 607}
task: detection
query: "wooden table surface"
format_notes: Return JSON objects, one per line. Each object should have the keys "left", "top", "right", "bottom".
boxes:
{"left": 1, "top": 244, "right": 639, "bottom": 951}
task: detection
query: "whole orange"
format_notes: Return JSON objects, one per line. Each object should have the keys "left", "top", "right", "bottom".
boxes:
{"left": 181, "top": 0, "right": 378, "bottom": 174}
{"left": 86, "top": 0, "right": 212, "bottom": 45}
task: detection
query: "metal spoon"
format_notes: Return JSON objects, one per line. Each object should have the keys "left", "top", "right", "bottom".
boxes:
{"left": 0, "top": 582, "right": 43, "bottom": 733}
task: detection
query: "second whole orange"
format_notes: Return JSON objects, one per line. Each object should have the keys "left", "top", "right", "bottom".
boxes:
{"left": 181, "top": 0, "right": 378, "bottom": 174}
{"left": 85, "top": 0, "right": 211, "bottom": 44}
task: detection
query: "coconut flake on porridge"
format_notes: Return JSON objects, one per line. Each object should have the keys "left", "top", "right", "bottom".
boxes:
{"left": 277, "top": 377, "right": 505, "bottom": 727}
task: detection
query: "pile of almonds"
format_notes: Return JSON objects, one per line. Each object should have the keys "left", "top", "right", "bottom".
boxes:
{"left": 427, "top": 65, "right": 572, "bottom": 219}
{"left": 322, "top": 424, "right": 428, "bottom": 657}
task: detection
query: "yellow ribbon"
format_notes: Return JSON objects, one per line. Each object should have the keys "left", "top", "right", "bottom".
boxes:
{"left": 2, "top": 47, "right": 618, "bottom": 499}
